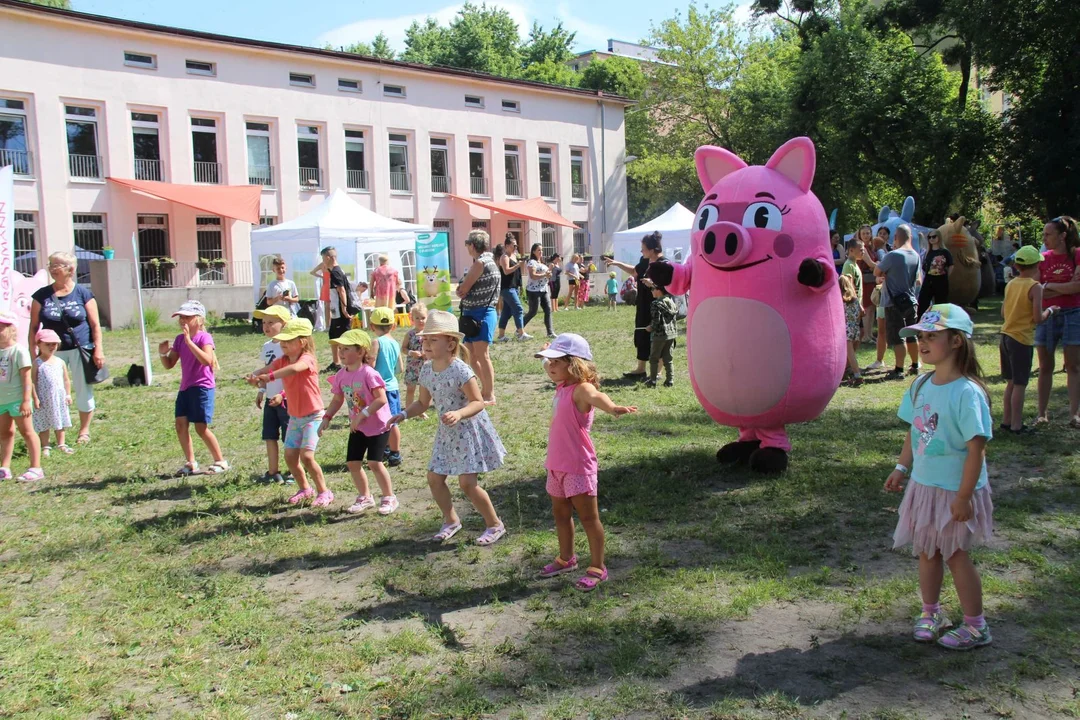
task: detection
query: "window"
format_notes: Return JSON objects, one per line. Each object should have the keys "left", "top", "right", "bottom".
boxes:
{"left": 137, "top": 214, "right": 171, "bottom": 288}
{"left": 66, "top": 105, "right": 101, "bottom": 179}
{"left": 504, "top": 143, "right": 521, "bottom": 198}
{"left": 571, "top": 149, "right": 586, "bottom": 200}
{"left": 131, "top": 111, "right": 162, "bottom": 181}
{"left": 185, "top": 60, "right": 216, "bottom": 76}
{"left": 246, "top": 121, "right": 273, "bottom": 186}
{"left": 501, "top": 99, "right": 520, "bottom": 113}
{"left": 471, "top": 220, "right": 489, "bottom": 231}
{"left": 14, "top": 212, "right": 37, "bottom": 275}
{"left": 124, "top": 51, "right": 157, "bottom": 69}
{"left": 464, "top": 95, "right": 484, "bottom": 108}
{"left": 338, "top": 78, "right": 362, "bottom": 93}
{"left": 541, "top": 223, "right": 557, "bottom": 258}
{"left": 507, "top": 220, "right": 523, "bottom": 246}
{"left": 73, "top": 213, "right": 107, "bottom": 284}
{"left": 297, "top": 125, "right": 321, "bottom": 189}
{"left": 191, "top": 117, "right": 220, "bottom": 184}
{"left": 430, "top": 137, "right": 450, "bottom": 194}
{"left": 388, "top": 133, "right": 410, "bottom": 193}
{"left": 0, "top": 98, "right": 31, "bottom": 176}
{"left": 400, "top": 249, "right": 417, "bottom": 298}
{"left": 433, "top": 219, "right": 454, "bottom": 276}
{"left": 468, "top": 140, "right": 487, "bottom": 196}
{"left": 383, "top": 84, "right": 406, "bottom": 98}
{"left": 258, "top": 216, "right": 277, "bottom": 227}
{"left": 573, "top": 221, "right": 588, "bottom": 256}
{"left": 289, "top": 72, "right": 315, "bottom": 87}
{"left": 345, "top": 129, "right": 366, "bottom": 190}
{"left": 196, "top": 216, "right": 225, "bottom": 283}
{"left": 539, "top": 146, "right": 555, "bottom": 198}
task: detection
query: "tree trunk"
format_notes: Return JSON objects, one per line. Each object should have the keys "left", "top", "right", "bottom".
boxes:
{"left": 958, "top": 47, "right": 971, "bottom": 112}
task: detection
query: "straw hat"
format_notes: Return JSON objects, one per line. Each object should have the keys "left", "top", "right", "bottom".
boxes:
{"left": 418, "top": 309, "right": 464, "bottom": 340}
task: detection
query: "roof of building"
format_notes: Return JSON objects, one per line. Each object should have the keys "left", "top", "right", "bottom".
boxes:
{"left": 0, "top": 0, "right": 633, "bottom": 105}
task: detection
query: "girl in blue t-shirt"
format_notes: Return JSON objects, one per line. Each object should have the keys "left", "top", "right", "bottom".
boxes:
{"left": 885, "top": 304, "right": 993, "bottom": 651}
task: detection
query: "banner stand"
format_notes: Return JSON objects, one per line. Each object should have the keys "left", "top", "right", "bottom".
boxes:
{"left": 131, "top": 231, "right": 153, "bottom": 385}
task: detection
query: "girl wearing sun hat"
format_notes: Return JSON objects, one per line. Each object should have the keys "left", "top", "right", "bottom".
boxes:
{"left": 390, "top": 310, "right": 507, "bottom": 545}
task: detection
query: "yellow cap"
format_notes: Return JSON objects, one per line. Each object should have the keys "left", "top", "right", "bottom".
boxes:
{"left": 253, "top": 305, "right": 291, "bottom": 323}
{"left": 329, "top": 328, "right": 372, "bottom": 348}
{"left": 370, "top": 307, "right": 395, "bottom": 326}
{"left": 272, "top": 317, "right": 313, "bottom": 341}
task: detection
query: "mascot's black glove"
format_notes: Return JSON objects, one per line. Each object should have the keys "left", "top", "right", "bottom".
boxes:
{"left": 646, "top": 262, "right": 674, "bottom": 288}
{"left": 797, "top": 258, "right": 827, "bottom": 288}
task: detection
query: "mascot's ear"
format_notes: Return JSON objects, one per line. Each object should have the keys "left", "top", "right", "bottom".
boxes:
{"left": 878, "top": 206, "right": 892, "bottom": 225}
{"left": 694, "top": 146, "right": 747, "bottom": 192}
{"left": 765, "top": 137, "right": 815, "bottom": 193}
{"left": 901, "top": 196, "right": 915, "bottom": 222}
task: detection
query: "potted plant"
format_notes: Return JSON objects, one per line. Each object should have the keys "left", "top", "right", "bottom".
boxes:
{"left": 149, "top": 256, "right": 177, "bottom": 270}
{"left": 210, "top": 257, "right": 227, "bottom": 268}
{"left": 195, "top": 257, "right": 211, "bottom": 270}
{"left": 102, "top": 245, "right": 115, "bottom": 260}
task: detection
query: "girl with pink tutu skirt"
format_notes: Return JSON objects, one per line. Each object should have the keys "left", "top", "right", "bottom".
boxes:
{"left": 885, "top": 304, "right": 994, "bottom": 651}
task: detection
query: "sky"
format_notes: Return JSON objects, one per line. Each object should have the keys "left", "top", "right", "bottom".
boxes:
{"left": 71, "top": 0, "right": 753, "bottom": 54}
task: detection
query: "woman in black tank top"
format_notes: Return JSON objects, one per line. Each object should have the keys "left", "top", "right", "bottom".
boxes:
{"left": 495, "top": 236, "right": 529, "bottom": 342}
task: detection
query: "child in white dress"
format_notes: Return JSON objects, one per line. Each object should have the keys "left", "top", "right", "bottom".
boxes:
{"left": 32, "top": 329, "right": 73, "bottom": 456}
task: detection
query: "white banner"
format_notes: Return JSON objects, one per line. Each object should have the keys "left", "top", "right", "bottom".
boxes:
{"left": 0, "top": 165, "right": 13, "bottom": 313}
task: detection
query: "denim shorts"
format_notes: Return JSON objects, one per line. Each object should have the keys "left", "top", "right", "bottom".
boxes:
{"left": 175, "top": 386, "right": 215, "bottom": 424}
{"left": 1035, "top": 306, "right": 1080, "bottom": 349}
{"left": 461, "top": 306, "right": 496, "bottom": 345}
{"left": 385, "top": 389, "right": 401, "bottom": 423}
{"left": 261, "top": 400, "right": 290, "bottom": 442}
{"left": 285, "top": 411, "right": 322, "bottom": 451}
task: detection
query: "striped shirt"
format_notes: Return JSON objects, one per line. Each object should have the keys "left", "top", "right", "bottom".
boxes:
{"left": 460, "top": 252, "right": 501, "bottom": 310}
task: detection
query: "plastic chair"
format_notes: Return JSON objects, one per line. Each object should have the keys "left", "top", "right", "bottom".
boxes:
{"left": 395, "top": 303, "right": 411, "bottom": 327}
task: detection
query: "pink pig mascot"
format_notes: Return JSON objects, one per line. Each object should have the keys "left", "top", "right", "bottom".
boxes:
{"left": 652, "top": 137, "right": 845, "bottom": 473}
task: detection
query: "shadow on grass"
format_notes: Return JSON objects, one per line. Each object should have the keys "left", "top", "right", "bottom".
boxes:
{"left": 239, "top": 536, "right": 459, "bottom": 578}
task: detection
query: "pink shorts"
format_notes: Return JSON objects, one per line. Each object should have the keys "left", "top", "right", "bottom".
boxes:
{"left": 546, "top": 470, "right": 598, "bottom": 499}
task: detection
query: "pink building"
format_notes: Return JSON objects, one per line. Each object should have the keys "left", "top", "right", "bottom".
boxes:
{"left": 0, "top": 0, "right": 631, "bottom": 323}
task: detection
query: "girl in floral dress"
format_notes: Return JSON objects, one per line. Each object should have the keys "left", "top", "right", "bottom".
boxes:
{"left": 32, "top": 329, "right": 73, "bottom": 456}
{"left": 391, "top": 309, "right": 507, "bottom": 546}
{"left": 400, "top": 304, "right": 428, "bottom": 418}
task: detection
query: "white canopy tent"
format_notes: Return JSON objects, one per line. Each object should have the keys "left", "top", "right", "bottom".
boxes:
{"left": 249, "top": 189, "right": 432, "bottom": 304}
{"left": 610, "top": 203, "right": 694, "bottom": 309}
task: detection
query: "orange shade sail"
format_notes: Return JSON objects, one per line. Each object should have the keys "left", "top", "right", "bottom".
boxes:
{"left": 108, "top": 178, "right": 262, "bottom": 223}
{"left": 449, "top": 194, "right": 578, "bottom": 229}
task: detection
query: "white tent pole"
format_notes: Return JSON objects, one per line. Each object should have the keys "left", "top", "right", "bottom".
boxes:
{"left": 131, "top": 231, "right": 153, "bottom": 385}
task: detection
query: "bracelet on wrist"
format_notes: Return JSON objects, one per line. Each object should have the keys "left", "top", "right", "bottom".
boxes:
{"left": 361, "top": 407, "right": 370, "bottom": 418}
{"left": 268, "top": 371, "right": 275, "bottom": 381}
{"left": 323, "top": 413, "right": 333, "bottom": 421}
{"left": 895, "top": 463, "right": 910, "bottom": 476}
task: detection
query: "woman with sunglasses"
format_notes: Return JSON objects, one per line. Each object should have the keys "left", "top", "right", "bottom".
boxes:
{"left": 917, "top": 230, "right": 953, "bottom": 317}
{"left": 1036, "top": 216, "right": 1080, "bottom": 427}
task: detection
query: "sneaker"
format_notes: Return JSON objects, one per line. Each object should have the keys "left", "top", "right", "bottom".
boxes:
{"left": 644, "top": 379, "right": 657, "bottom": 388}
{"left": 312, "top": 490, "right": 335, "bottom": 508}
{"left": 863, "top": 360, "right": 885, "bottom": 372}
{"left": 938, "top": 622, "right": 992, "bottom": 651}
{"left": 323, "top": 363, "right": 341, "bottom": 374}
{"left": 495, "top": 336, "right": 511, "bottom": 344}
{"left": 387, "top": 451, "right": 402, "bottom": 468}
{"left": 547, "top": 333, "right": 557, "bottom": 338}
{"left": 257, "top": 472, "right": 275, "bottom": 484}
{"left": 0, "top": 468, "right": 10, "bottom": 480}
{"left": 908, "top": 363, "right": 921, "bottom": 376}
{"left": 378, "top": 495, "right": 399, "bottom": 515}
{"left": 913, "top": 610, "right": 951, "bottom": 642}
{"left": 663, "top": 379, "right": 674, "bottom": 387}
{"left": 517, "top": 333, "right": 533, "bottom": 341}
{"left": 885, "top": 368, "right": 905, "bottom": 381}
{"left": 287, "top": 488, "right": 315, "bottom": 505}
{"left": 347, "top": 495, "right": 376, "bottom": 514}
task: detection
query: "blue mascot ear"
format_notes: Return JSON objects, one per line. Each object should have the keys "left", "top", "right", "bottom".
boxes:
{"left": 878, "top": 206, "right": 891, "bottom": 224}
{"left": 829, "top": 208, "right": 838, "bottom": 230}
{"left": 901, "top": 196, "right": 915, "bottom": 222}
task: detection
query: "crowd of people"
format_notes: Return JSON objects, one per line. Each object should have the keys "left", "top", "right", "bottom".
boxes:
{"left": 4, "top": 217, "right": 1079, "bottom": 649}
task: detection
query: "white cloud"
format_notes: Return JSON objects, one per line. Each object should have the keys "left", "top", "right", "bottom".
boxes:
{"left": 315, "top": 0, "right": 621, "bottom": 55}
{"left": 316, "top": 2, "right": 531, "bottom": 52}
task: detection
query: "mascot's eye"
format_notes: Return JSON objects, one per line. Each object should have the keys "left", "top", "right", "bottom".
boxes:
{"left": 695, "top": 205, "right": 720, "bottom": 231}
{"left": 742, "top": 202, "right": 784, "bottom": 231}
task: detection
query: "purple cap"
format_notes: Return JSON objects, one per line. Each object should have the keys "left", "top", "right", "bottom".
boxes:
{"left": 535, "top": 333, "right": 593, "bottom": 361}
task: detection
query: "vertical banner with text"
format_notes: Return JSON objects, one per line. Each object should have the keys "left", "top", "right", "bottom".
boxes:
{"left": 415, "top": 232, "right": 453, "bottom": 312}
{"left": 0, "top": 166, "right": 13, "bottom": 313}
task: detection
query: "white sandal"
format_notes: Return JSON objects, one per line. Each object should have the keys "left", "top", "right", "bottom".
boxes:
{"left": 203, "top": 460, "right": 230, "bottom": 475}
{"left": 176, "top": 461, "right": 199, "bottom": 477}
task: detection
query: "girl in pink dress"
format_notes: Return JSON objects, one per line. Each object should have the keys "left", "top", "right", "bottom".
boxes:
{"left": 534, "top": 334, "right": 637, "bottom": 591}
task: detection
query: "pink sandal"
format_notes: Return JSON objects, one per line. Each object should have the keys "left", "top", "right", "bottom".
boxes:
{"left": 312, "top": 490, "right": 335, "bottom": 507}
{"left": 539, "top": 555, "right": 578, "bottom": 578}
{"left": 287, "top": 488, "right": 315, "bottom": 505}
{"left": 17, "top": 468, "right": 45, "bottom": 483}
{"left": 575, "top": 566, "right": 608, "bottom": 592}
{"left": 476, "top": 523, "right": 506, "bottom": 546}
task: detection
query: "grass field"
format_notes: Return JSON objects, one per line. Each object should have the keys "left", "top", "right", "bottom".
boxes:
{"left": 1, "top": 298, "right": 1077, "bottom": 719}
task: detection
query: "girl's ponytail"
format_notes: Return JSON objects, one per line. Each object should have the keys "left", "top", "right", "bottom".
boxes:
{"left": 1052, "top": 216, "right": 1080, "bottom": 257}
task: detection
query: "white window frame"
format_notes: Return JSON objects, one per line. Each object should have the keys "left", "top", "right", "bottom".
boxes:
{"left": 504, "top": 143, "right": 522, "bottom": 197}
{"left": 245, "top": 121, "right": 273, "bottom": 187}
{"left": 501, "top": 99, "right": 520, "bottom": 113}
{"left": 73, "top": 213, "right": 107, "bottom": 282}
{"left": 65, "top": 104, "right": 102, "bottom": 180}
{"left": 464, "top": 94, "right": 485, "bottom": 108}
{"left": 570, "top": 148, "right": 587, "bottom": 202}
{"left": 383, "top": 84, "right": 406, "bottom": 98}
{"left": 538, "top": 146, "right": 556, "bottom": 199}
{"left": 344, "top": 128, "right": 367, "bottom": 191}
{"left": 388, "top": 133, "right": 411, "bottom": 194}
{"left": 0, "top": 98, "right": 31, "bottom": 177}
{"left": 338, "top": 78, "right": 362, "bottom": 93}
{"left": 258, "top": 216, "right": 277, "bottom": 227}
{"left": 297, "top": 124, "right": 323, "bottom": 189}
{"left": 289, "top": 72, "right": 315, "bottom": 88}
{"left": 185, "top": 60, "right": 216, "bottom": 77}
{"left": 14, "top": 212, "right": 38, "bottom": 275}
{"left": 124, "top": 51, "right": 157, "bottom": 70}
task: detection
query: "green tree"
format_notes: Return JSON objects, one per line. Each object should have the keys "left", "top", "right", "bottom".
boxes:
{"left": 335, "top": 32, "right": 395, "bottom": 60}
{"left": 521, "top": 21, "right": 576, "bottom": 67}
{"left": 399, "top": 18, "right": 450, "bottom": 66}
{"left": 16, "top": 0, "right": 70, "bottom": 6}
{"left": 401, "top": 2, "right": 521, "bottom": 77}
{"left": 519, "top": 59, "right": 581, "bottom": 86}
{"left": 579, "top": 56, "right": 648, "bottom": 98}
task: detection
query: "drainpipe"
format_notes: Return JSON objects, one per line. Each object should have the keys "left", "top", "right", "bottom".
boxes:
{"left": 598, "top": 96, "right": 607, "bottom": 250}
